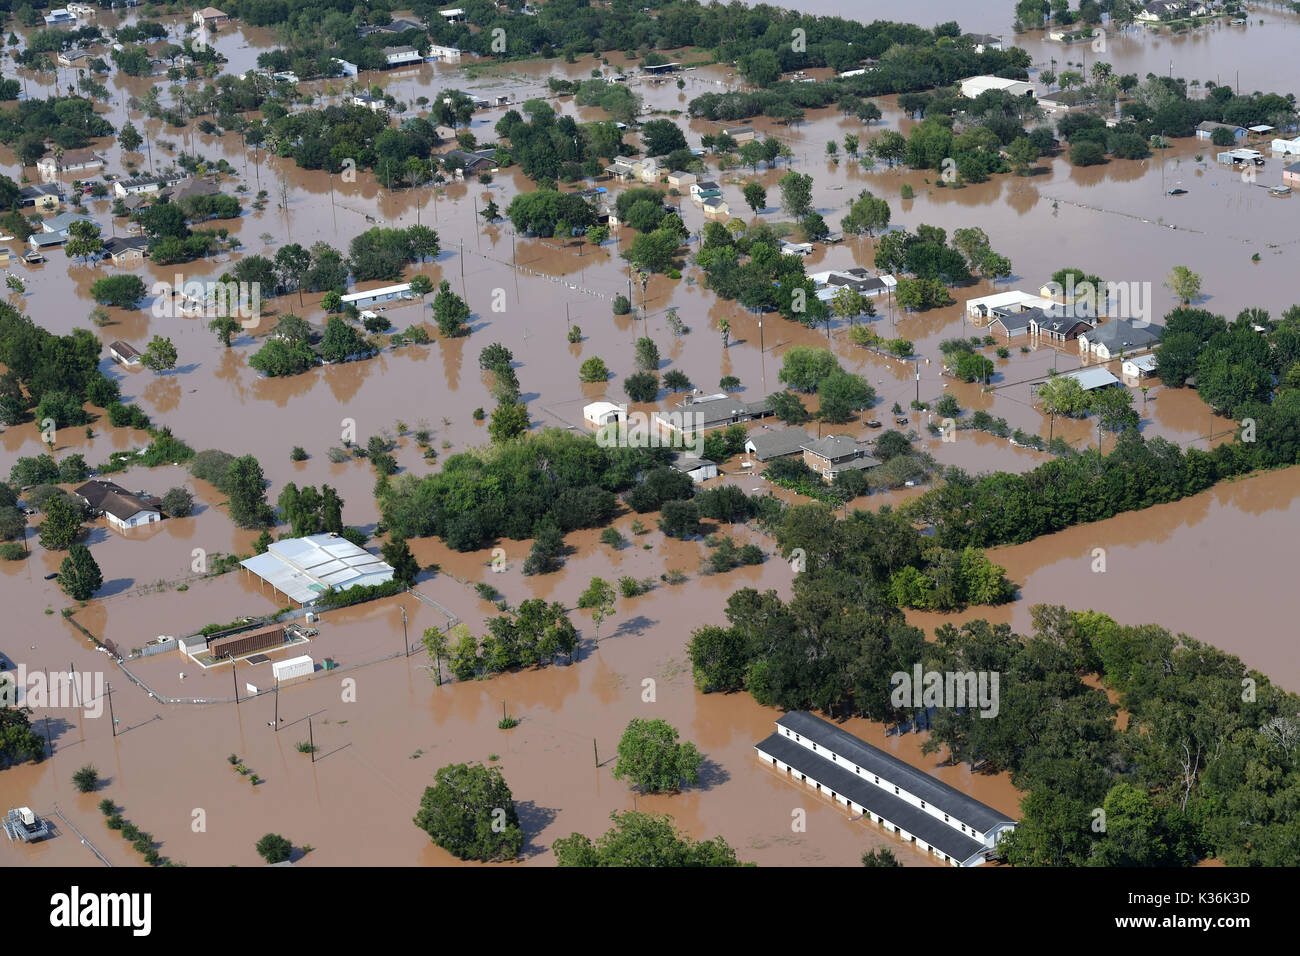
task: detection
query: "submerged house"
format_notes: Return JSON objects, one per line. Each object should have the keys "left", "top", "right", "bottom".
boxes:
{"left": 1077, "top": 319, "right": 1164, "bottom": 360}
{"left": 74, "top": 479, "right": 163, "bottom": 530}
{"left": 800, "top": 435, "right": 879, "bottom": 482}
{"left": 744, "top": 427, "right": 813, "bottom": 462}
{"left": 652, "top": 392, "right": 774, "bottom": 437}
{"left": 756, "top": 712, "right": 1017, "bottom": 867}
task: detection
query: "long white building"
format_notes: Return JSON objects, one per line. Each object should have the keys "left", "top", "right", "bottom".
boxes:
{"left": 756, "top": 711, "right": 1017, "bottom": 866}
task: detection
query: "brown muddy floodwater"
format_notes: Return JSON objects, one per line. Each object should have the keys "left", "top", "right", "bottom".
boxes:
{"left": 3, "top": 4, "right": 1300, "bottom": 866}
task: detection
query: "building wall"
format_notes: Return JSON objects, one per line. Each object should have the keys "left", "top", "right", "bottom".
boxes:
{"left": 773, "top": 724, "right": 1004, "bottom": 850}
{"left": 108, "top": 510, "right": 160, "bottom": 530}
{"left": 756, "top": 746, "right": 967, "bottom": 866}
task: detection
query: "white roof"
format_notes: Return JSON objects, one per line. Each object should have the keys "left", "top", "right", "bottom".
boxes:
{"left": 961, "top": 75, "right": 1034, "bottom": 97}
{"left": 240, "top": 534, "right": 395, "bottom": 604}
{"left": 341, "top": 282, "right": 411, "bottom": 303}
{"left": 1125, "top": 354, "right": 1158, "bottom": 371}
{"left": 583, "top": 401, "right": 624, "bottom": 419}
{"left": 1060, "top": 367, "right": 1120, "bottom": 391}
{"left": 965, "top": 289, "right": 1053, "bottom": 314}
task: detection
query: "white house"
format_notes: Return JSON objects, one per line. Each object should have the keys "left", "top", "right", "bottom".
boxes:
{"left": 583, "top": 401, "right": 625, "bottom": 428}
{"left": 756, "top": 712, "right": 1017, "bottom": 867}
{"left": 74, "top": 480, "right": 163, "bottom": 531}
{"left": 1270, "top": 135, "right": 1300, "bottom": 157}
{"left": 383, "top": 45, "right": 423, "bottom": 67}
{"left": 1058, "top": 366, "right": 1121, "bottom": 392}
{"left": 1077, "top": 319, "right": 1164, "bottom": 360}
{"left": 1122, "top": 354, "right": 1158, "bottom": 379}
{"left": 672, "top": 454, "right": 718, "bottom": 483}
{"left": 113, "top": 174, "right": 183, "bottom": 197}
{"left": 666, "top": 170, "right": 696, "bottom": 188}
{"left": 701, "top": 197, "right": 729, "bottom": 218}
{"left": 192, "top": 6, "right": 229, "bottom": 28}
{"left": 44, "top": 8, "right": 76, "bottom": 27}
{"left": 779, "top": 239, "right": 813, "bottom": 256}
{"left": 428, "top": 45, "right": 461, "bottom": 61}
{"left": 959, "top": 75, "right": 1034, "bottom": 99}
{"left": 964, "top": 289, "right": 1056, "bottom": 321}
{"left": 108, "top": 340, "right": 142, "bottom": 366}
{"left": 350, "top": 93, "right": 386, "bottom": 112}
{"left": 35, "top": 149, "right": 104, "bottom": 180}
{"left": 341, "top": 282, "right": 412, "bottom": 309}
{"left": 272, "top": 655, "right": 314, "bottom": 681}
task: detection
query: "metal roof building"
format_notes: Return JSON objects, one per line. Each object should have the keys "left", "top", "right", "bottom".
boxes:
{"left": 756, "top": 712, "right": 1016, "bottom": 866}
{"left": 1059, "top": 366, "right": 1121, "bottom": 391}
{"left": 240, "top": 533, "right": 395, "bottom": 605}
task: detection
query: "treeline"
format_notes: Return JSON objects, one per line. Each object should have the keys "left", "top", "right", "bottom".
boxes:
{"left": 695, "top": 220, "right": 826, "bottom": 326}
{"left": 934, "top": 606, "right": 1300, "bottom": 866}
{"left": 378, "top": 428, "right": 676, "bottom": 551}
{"left": 495, "top": 101, "right": 627, "bottom": 182}
{"left": 686, "top": 502, "right": 1015, "bottom": 706}
{"left": 905, "top": 305, "right": 1300, "bottom": 549}
{"left": 0, "top": 96, "right": 115, "bottom": 165}
{"left": 0, "top": 304, "right": 115, "bottom": 431}
{"left": 430, "top": 601, "right": 579, "bottom": 680}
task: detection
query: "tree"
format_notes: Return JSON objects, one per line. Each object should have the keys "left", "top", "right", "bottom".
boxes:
{"left": 578, "top": 576, "right": 615, "bottom": 643}
{"left": 161, "top": 487, "right": 194, "bottom": 517}
{"left": 634, "top": 336, "right": 660, "bottom": 372}
{"left": 141, "top": 335, "right": 178, "bottom": 372}
{"left": 1165, "top": 266, "right": 1202, "bottom": 306}
{"left": 778, "top": 171, "right": 814, "bottom": 219}
{"left": 90, "top": 274, "right": 147, "bottom": 309}
{"left": 862, "top": 848, "right": 901, "bottom": 867}
{"left": 778, "top": 346, "right": 839, "bottom": 392}
{"left": 381, "top": 537, "right": 419, "bottom": 586}
{"left": 255, "top": 833, "right": 292, "bottom": 864}
{"left": 422, "top": 626, "right": 451, "bottom": 686}
{"left": 72, "top": 765, "right": 99, "bottom": 792}
{"left": 738, "top": 48, "right": 781, "bottom": 87}
{"left": 118, "top": 121, "right": 143, "bottom": 152}
{"left": 489, "top": 403, "right": 529, "bottom": 443}
{"left": 1006, "top": 136, "right": 1041, "bottom": 175}
{"left": 742, "top": 181, "right": 766, "bottom": 216}
{"left": 624, "top": 372, "right": 658, "bottom": 402}
{"left": 641, "top": 118, "right": 686, "bottom": 157}
{"left": 433, "top": 281, "right": 470, "bottom": 337}
{"left": 1070, "top": 141, "right": 1106, "bottom": 166}
{"left": 209, "top": 315, "right": 240, "bottom": 347}
{"left": 614, "top": 718, "right": 703, "bottom": 793}
{"left": 40, "top": 494, "right": 83, "bottom": 550}
{"left": 408, "top": 274, "right": 434, "bottom": 306}
{"left": 58, "top": 544, "right": 102, "bottom": 599}
{"left": 274, "top": 243, "right": 312, "bottom": 306}
{"left": 579, "top": 357, "right": 608, "bottom": 382}
{"left": 817, "top": 371, "right": 875, "bottom": 423}
{"left": 65, "top": 219, "right": 103, "bottom": 263}
{"left": 841, "top": 190, "right": 890, "bottom": 238}
{"left": 413, "top": 762, "right": 523, "bottom": 861}
{"left": 769, "top": 391, "right": 810, "bottom": 425}
{"left": 554, "top": 811, "right": 742, "bottom": 866}
{"left": 225, "top": 455, "right": 271, "bottom": 528}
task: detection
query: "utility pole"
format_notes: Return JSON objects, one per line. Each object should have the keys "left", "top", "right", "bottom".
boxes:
{"left": 401, "top": 606, "right": 409, "bottom": 657}
{"left": 308, "top": 715, "right": 315, "bottom": 762}
{"left": 106, "top": 682, "right": 116, "bottom": 737}
{"left": 273, "top": 677, "right": 279, "bottom": 730}
{"left": 230, "top": 653, "right": 239, "bottom": 704}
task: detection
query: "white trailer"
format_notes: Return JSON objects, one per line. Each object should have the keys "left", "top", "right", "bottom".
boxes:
{"left": 272, "top": 655, "right": 314, "bottom": 681}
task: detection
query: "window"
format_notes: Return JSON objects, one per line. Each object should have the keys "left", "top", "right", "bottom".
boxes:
{"left": 920, "top": 802, "right": 926, "bottom": 809}
{"left": 874, "top": 776, "right": 879, "bottom": 784}
{"left": 811, "top": 743, "right": 817, "bottom": 751}
{"left": 831, "top": 754, "right": 836, "bottom": 761}
{"left": 944, "top": 814, "right": 949, "bottom": 822}
{"left": 893, "top": 786, "right": 899, "bottom": 795}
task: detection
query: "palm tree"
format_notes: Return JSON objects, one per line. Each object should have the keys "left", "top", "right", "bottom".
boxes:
{"left": 718, "top": 316, "right": 731, "bottom": 349}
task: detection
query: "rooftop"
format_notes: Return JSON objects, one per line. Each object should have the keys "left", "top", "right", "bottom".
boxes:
{"left": 74, "top": 479, "right": 160, "bottom": 521}
{"left": 239, "top": 533, "right": 395, "bottom": 605}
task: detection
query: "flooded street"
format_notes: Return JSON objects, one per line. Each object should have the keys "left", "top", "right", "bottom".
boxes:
{"left": 2, "top": 2, "right": 1299, "bottom": 870}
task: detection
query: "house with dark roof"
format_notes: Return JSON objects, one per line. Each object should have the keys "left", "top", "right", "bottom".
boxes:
{"left": 744, "top": 427, "right": 813, "bottom": 461}
{"left": 1077, "top": 319, "right": 1164, "bottom": 361}
{"left": 19, "top": 184, "right": 62, "bottom": 210}
{"left": 358, "top": 17, "right": 424, "bottom": 36}
{"left": 102, "top": 236, "right": 149, "bottom": 265}
{"left": 442, "top": 149, "right": 497, "bottom": 176}
{"left": 653, "top": 392, "right": 774, "bottom": 436}
{"left": 161, "top": 176, "right": 221, "bottom": 202}
{"left": 719, "top": 124, "right": 755, "bottom": 143}
{"left": 383, "top": 45, "right": 422, "bottom": 67}
{"left": 109, "top": 340, "right": 142, "bottom": 365}
{"left": 671, "top": 453, "right": 717, "bottom": 483}
{"left": 1196, "top": 120, "right": 1247, "bottom": 142}
{"left": 1029, "top": 312, "right": 1093, "bottom": 343}
{"left": 800, "top": 435, "right": 879, "bottom": 481}
{"left": 987, "top": 305, "right": 1040, "bottom": 339}
{"left": 74, "top": 479, "right": 163, "bottom": 530}
{"left": 1283, "top": 161, "right": 1300, "bottom": 187}
{"left": 756, "top": 712, "right": 1017, "bottom": 866}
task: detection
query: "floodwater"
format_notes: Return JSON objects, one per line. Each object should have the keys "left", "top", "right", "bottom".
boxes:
{"left": 3, "top": 6, "right": 1300, "bottom": 865}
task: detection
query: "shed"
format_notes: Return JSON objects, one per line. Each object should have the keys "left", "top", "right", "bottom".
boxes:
{"left": 272, "top": 655, "right": 314, "bottom": 681}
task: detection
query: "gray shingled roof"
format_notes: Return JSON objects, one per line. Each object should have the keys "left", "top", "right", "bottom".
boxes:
{"left": 1085, "top": 319, "right": 1164, "bottom": 351}
{"left": 757, "top": 731, "right": 990, "bottom": 864}
{"left": 745, "top": 427, "right": 812, "bottom": 460}
{"left": 775, "top": 712, "right": 1015, "bottom": 835}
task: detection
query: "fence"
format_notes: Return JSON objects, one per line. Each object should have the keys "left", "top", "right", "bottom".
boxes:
{"left": 135, "top": 637, "right": 177, "bottom": 659}
{"left": 50, "top": 805, "right": 112, "bottom": 867}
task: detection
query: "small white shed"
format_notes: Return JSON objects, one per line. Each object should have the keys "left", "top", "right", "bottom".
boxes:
{"left": 583, "top": 401, "right": 625, "bottom": 427}
{"left": 272, "top": 655, "right": 314, "bottom": 681}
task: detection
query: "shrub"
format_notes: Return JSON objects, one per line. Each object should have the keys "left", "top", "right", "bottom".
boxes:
{"left": 290, "top": 446, "right": 308, "bottom": 461}
{"left": 256, "top": 833, "right": 293, "bottom": 864}
{"left": 98, "top": 798, "right": 115, "bottom": 815}
{"left": 72, "top": 765, "right": 99, "bottom": 793}
{"left": 612, "top": 294, "right": 632, "bottom": 315}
